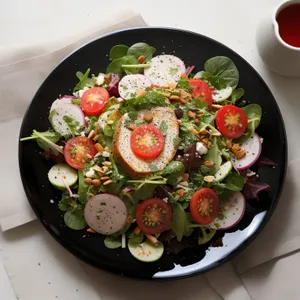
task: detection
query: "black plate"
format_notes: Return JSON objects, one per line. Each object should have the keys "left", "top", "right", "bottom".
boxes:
{"left": 19, "top": 27, "right": 287, "bottom": 279}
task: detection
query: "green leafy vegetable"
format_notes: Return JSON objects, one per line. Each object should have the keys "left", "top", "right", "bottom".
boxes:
{"left": 85, "top": 116, "right": 98, "bottom": 134}
{"left": 223, "top": 172, "right": 244, "bottom": 191}
{"left": 109, "top": 45, "right": 129, "bottom": 60}
{"left": 233, "top": 128, "right": 252, "bottom": 144}
{"left": 230, "top": 88, "right": 245, "bottom": 104}
{"left": 71, "top": 99, "right": 81, "bottom": 106}
{"left": 173, "top": 137, "right": 182, "bottom": 148}
{"left": 20, "top": 130, "right": 63, "bottom": 154}
{"left": 127, "top": 42, "right": 156, "bottom": 62}
{"left": 64, "top": 209, "right": 87, "bottom": 230}
{"left": 198, "top": 227, "right": 216, "bottom": 245}
{"left": 103, "top": 124, "right": 114, "bottom": 137}
{"left": 204, "top": 56, "right": 239, "bottom": 89}
{"left": 203, "top": 137, "right": 222, "bottom": 175}
{"left": 110, "top": 157, "right": 126, "bottom": 183}
{"left": 201, "top": 71, "right": 227, "bottom": 90}
{"left": 63, "top": 115, "right": 82, "bottom": 135}
{"left": 242, "top": 104, "right": 262, "bottom": 133}
{"left": 58, "top": 192, "right": 71, "bottom": 211}
{"left": 169, "top": 202, "right": 187, "bottom": 242}
{"left": 104, "top": 235, "right": 122, "bottom": 249}
{"left": 161, "top": 161, "right": 185, "bottom": 186}
{"left": 149, "top": 164, "right": 159, "bottom": 172}
{"left": 106, "top": 55, "right": 139, "bottom": 74}
{"left": 159, "top": 121, "right": 168, "bottom": 136}
{"left": 73, "top": 68, "right": 95, "bottom": 92}
{"left": 177, "top": 79, "right": 192, "bottom": 91}
{"left": 78, "top": 170, "right": 89, "bottom": 203}
{"left": 128, "top": 231, "right": 145, "bottom": 244}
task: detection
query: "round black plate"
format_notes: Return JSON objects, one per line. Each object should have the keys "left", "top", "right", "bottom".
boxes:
{"left": 19, "top": 27, "right": 287, "bottom": 279}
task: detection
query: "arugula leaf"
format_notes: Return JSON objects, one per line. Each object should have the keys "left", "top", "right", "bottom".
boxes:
{"left": 127, "top": 42, "right": 156, "bottom": 62}
{"left": 178, "top": 123, "right": 198, "bottom": 150}
{"left": 64, "top": 209, "right": 87, "bottom": 230}
{"left": 104, "top": 235, "right": 122, "bottom": 249}
{"left": 169, "top": 203, "right": 187, "bottom": 242}
{"left": 161, "top": 161, "right": 185, "bottom": 186}
{"left": 230, "top": 88, "right": 245, "bottom": 104}
{"left": 159, "top": 120, "right": 168, "bottom": 136}
{"left": 78, "top": 170, "right": 89, "bottom": 204}
{"left": 58, "top": 192, "right": 71, "bottom": 211}
{"left": 204, "top": 56, "right": 239, "bottom": 89}
{"left": 242, "top": 104, "right": 262, "bottom": 133}
{"left": 73, "top": 69, "right": 95, "bottom": 92}
{"left": 85, "top": 116, "right": 98, "bottom": 134}
{"left": 109, "top": 45, "right": 129, "bottom": 60}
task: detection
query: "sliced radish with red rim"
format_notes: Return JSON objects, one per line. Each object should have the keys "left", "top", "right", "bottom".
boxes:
{"left": 233, "top": 133, "right": 262, "bottom": 171}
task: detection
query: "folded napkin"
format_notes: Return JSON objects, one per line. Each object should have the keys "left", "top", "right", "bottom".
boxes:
{"left": 0, "top": 11, "right": 147, "bottom": 231}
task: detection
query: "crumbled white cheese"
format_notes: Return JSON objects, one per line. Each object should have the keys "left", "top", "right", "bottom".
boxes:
{"left": 102, "top": 151, "right": 110, "bottom": 158}
{"left": 260, "top": 137, "right": 264, "bottom": 143}
{"left": 117, "top": 97, "right": 124, "bottom": 103}
{"left": 162, "top": 197, "right": 168, "bottom": 203}
{"left": 80, "top": 131, "right": 86, "bottom": 136}
{"left": 85, "top": 168, "right": 95, "bottom": 178}
{"left": 50, "top": 199, "right": 54, "bottom": 204}
{"left": 196, "top": 142, "right": 208, "bottom": 155}
{"left": 75, "top": 87, "right": 89, "bottom": 98}
{"left": 95, "top": 73, "right": 105, "bottom": 86}
{"left": 246, "top": 170, "right": 256, "bottom": 177}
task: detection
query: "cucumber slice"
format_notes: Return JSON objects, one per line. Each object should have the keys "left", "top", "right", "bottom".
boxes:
{"left": 212, "top": 86, "right": 233, "bottom": 102}
{"left": 48, "top": 164, "right": 78, "bottom": 190}
{"left": 194, "top": 71, "right": 204, "bottom": 79}
{"left": 128, "top": 239, "right": 164, "bottom": 262}
{"left": 214, "top": 161, "right": 233, "bottom": 182}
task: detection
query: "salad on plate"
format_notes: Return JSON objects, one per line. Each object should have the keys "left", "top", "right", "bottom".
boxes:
{"left": 21, "top": 42, "right": 272, "bottom": 263}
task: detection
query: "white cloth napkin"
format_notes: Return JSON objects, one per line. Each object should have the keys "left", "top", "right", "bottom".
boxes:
{"left": 0, "top": 11, "right": 147, "bottom": 231}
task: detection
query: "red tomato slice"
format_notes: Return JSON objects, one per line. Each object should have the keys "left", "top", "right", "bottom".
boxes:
{"left": 215, "top": 105, "right": 248, "bottom": 139}
{"left": 190, "top": 188, "right": 220, "bottom": 225}
{"left": 64, "top": 136, "right": 97, "bottom": 170}
{"left": 80, "top": 87, "right": 109, "bottom": 115}
{"left": 136, "top": 198, "right": 172, "bottom": 234}
{"left": 189, "top": 79, "right": 213, "bottom": 107}
{"left": 130, "top": 124, "right": 164, "bottom": 159}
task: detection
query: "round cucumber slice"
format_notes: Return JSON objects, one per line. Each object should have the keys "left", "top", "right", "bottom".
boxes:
{"left": 48, "top": 164, "right": 78, "bottom": 190}
{"left": 214, "top": 161, "right": 233, "bottom": 182}
{"left": 212, "top": 86, "right": 233, "bottom": 102}
{"left": 128, "top": 239, "right": 164, "bottom": 262}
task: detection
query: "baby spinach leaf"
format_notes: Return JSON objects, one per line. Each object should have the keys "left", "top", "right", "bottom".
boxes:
{"left": 242, "top": 104, "right": 262, "bottom": 133}
{"left": 161, "top": 161, "right": 185, "bottom": 186}
{"left": 73, "top": 68, "right": 94, "bottom": 92}
{"left": 201, "top": 71, "right": 227, "bottom": 90}
{"left": 204, "top": 56, "right": 239, "bottom": 89}
{"left": 230, "top": 88, "right": 245, "bottom": 104}
{"left": 203, "top": 137, "right": 222, "bottom": 175}
{"left": 109, "top": 45, "right": 129, "bottom": 60}
{"left": 233, "top": 128, "right": 252, "bottom": 144}
{"left": 106, "top": 55, "right": 138, "bottom": 74}
{"left": 127, "top": 42, "right": 156, "bottom": 62}
{"left": 215, "top": 171, "right": 244, "bottom": 191}
{"left": 104, "top": 236, "right": 122, "bottom": 249}
{"left": 25, "top": 130, "right": 60, "bottom": 151}
{"left": 64, "top": 209, "right": 87, "bottom": 230}
{"left": 169, "top": 203, "right": 187, "bottom": 242}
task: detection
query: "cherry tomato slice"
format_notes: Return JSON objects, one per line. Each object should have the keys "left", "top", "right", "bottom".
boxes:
{"left": 64, "top": 136, "right": 97, "bottom": 170}
{"left": 80, "top": 87, "right": 109, "bottom": 115}
{"left": 188, "top": 79, "right": 213, "bottom": 107}
{"left": 136, "top": 198, "right": 172, "bottom": 234}
{"left": 190, "top": 188, "right": 220, "bottom": 225}
{"left": 130, "top": 124, "right": 164, "bottom": 159}
{"left": 215, "top": 105, "right": 248, "bottom": 139}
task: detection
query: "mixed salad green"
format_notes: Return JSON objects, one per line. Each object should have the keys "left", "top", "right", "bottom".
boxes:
{"left": 21, "top": 42, "right": 271, "bottom": 263}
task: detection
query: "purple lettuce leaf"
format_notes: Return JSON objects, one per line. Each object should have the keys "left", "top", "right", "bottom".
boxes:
{"left": 242, "top": 177, "right": 270, "bottom": 200}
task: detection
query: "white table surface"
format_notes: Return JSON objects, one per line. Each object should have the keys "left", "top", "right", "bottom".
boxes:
{"left": 1, "top": 0, "right": 300, "bottom": 299}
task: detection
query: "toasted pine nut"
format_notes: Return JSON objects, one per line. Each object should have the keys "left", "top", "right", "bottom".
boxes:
{"left": 92, "top": 179, "right": 101, "bottom": 187}
{"left": 89, "top": 193, "right": 94, "bottom": 198}
{"left": 231, "top": 144, "right": 240, "bottom": 154}
{"left": 169, "top": 95, "right": 181, "bottom": 101}
{"left": 189, "top": 127, "right": 199, "bottom": 135}
{"left": 102, "top": 161, "right": 111, "bottom": 166}
{"left": 204, "top": 161, "right": 214, "bottom": 167}
{"left": 146, "top": 234, "right": 159, "bottom": 246}
{"left": 107, "top": 120, "right": 114, "bottom": 125}
{"left": 235, "top": 149, "right": 246, "bottom": 159}
{"left": 88, "top": 129, "right": 95, "bottom": 139}
{"left": 136, "top": 89, "right": 146, "bottom": 97}
{"left": 199, "top": 128, "right": 208, "bottom": 135}
{"left": 84, "top": 178, "right": 92, "bottom": 185}
{"left": 138, "top": 55, "right": 145, "bottom": 63}
{"left": 180, "top": 73, "right": 187, "bottom": 79}
{"left": 202, "top": 138, "right": 209, "bottom": 145}
{"left": 134, "top": 226, "right": 141, "bottom": 235}
{"left": 100, "top": 176, "right": 110, "bottom": 181}
{"left": 182, "top": 173, "right": 189, "bottom": 181}
{"left": 204, "top": 175, "right": 215, "bottom": 183}
{"left": 95, "top": 143, "right": 104, "bottom": 153}
{"left": 168, "top": 82, "right": 177, "bottom": 89}
{"left": 194, "top": 119, "right": 200, "bottom": 124}
{"left": 143, "top": 111, "right": 153, "bottom": 122}
{"left": 102, "top": 166, "right": 109, "bottom": 174}
{"left": 92, "top": 165, "right": 102, "bottom": 172}
{"left": 129, "top": 124, "right": 136, "bottom": 130}
{"left": 103, "top": 180, "right": 113, "bottom": 185}
{"left": 187, "top": 111, "right": 196, "bottom": 119}
{"left": 211, "top": 104, "right": 223, "bottom": 110}
{"left": 176, "top": 189, "right": 185, "bottom": 197}
{"left": 87, "top": 228, "right": 95, "bottom": 233}
{"left": 225, "top": 139, "right": 232, "bottom": 149}
{"left": 93, "top": 134, "right": 100, "bottom": 142}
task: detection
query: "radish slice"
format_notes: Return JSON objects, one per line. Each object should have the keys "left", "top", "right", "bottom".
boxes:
{"left": 50, "top": 96, "right": 76, "bottom": 112}
{"left": 144, "top": 55, "right": 186, "bottom": 86}
{"left": 49, "top": 103, "right": 85, "bottom": 137}
{"left": 233, "top": 133, "right": 262, "bottom": 171}
{"left": 118, "top": 74, "right": 151, "bottom": 100}
{"left": 212, "top": 86, "right": 233, "bottom": 102}
{"left": 209, "top": 192, "right": 246, "bottom": 230}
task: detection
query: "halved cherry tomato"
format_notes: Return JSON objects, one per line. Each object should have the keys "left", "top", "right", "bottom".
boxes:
{"left": 130, "top": 124, "right": 164, "bottom": 159}
{"left": 136, "top": 198, "right": 172, "bottom": 234}
{"left": 215, "top": 105, "right": 248, "bottom": 139}
{"left": 80, "top": 87, "right": 109, "bottom": 115}
{"left": 190, "top": 188, "right": 220, "bottom": 225}
{"left": 64, "top": 136, "right": 97, "bottom": 170}
{"left": 189, "top": 78, "right": 213, "bottom": 107}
